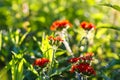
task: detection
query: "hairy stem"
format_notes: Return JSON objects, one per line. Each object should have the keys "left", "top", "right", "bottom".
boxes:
{"left": 63, "top": 39, "right": 74, "bottom": 57}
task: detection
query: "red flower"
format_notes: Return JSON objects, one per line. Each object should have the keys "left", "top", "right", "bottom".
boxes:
{"left": 70, "top": 65, "right": 77, "bottom": 73}
{"left": 54, "top": 36, "right": 64, "bottom": 42}
{"left": 76, "top": 63, "right": 89, "bottom": 73}
{"left": 69, "top": 52, "right": 96, "bottom": 76}
{"left": 70, "top": 63, "right": 96, "bottom": 76}
{"left": 84, "top": 52, "right": 94, "bottom": 60}
{"left": 48, "top": 36, "right": 54, "bottom": 40}
{"left": 85, "top": 52, "right": 94, "bottom": 57}
{"left": 80, "top": 21, "right": 88, "bottom": 29}
{"left": 48, "top": 36, "right": 63, "bottom": 42}
{"left": 80, "top": 21, "right": 95, "bottom": 30}
{"left": 68, "top": 57, "right": 80, "bottom": 63}
{"left": 50, "top": 20, "right": 72, "bottom": 31}
{"left": 68, "top": 53, "right": 94, "bottom": 63}
{"left": 33, "top": 58, "right": 49, "bottom": 67}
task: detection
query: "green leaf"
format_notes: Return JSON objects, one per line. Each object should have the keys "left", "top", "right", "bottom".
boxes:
{"left": 33, "top": 36, "right": 41, "bottom": 51}
{"left": 23, "top": 59, "right": 39, "bottom": 76}
{"left": 101, "top": 3, "right": 120, "bottom": 12}
{"left": 19, "top": 28, "right": 31, "bottom": 45}
{"left": 50, "top": 65, "right": 71, "bottom": 77}
{"left": 11, "top": 55, "right": 20, "bottom": 80}
{"left": 18, "top": 59, "right": 24, "bottom": 80}
{"left": 11, "top": 51, "right": 23, "bottom": 59}
{"left": 55, "top": 50, "right": 66, "bottom": 56}
{"left": 10, "top": 53, "right": 24, "bottom": 80}
{"left": 100, "top": 59, "right": 120, "bottom": 70}
{"left": 41, "top": 33, "right": 53, "bottom": 61}
{"left": 15, "top": 29, "right": 20, "bottom": 45}
{"left": 97, "top": 26, "right": 120, "bottom": 31}
{"left": 11, "top": 59, "right": 24, "bottom": 80}
{"left": 0, "top": 31, "right": 2, "bottom": 50}
{"left": 0, "top": 60, "right": 13, "bottom": 80}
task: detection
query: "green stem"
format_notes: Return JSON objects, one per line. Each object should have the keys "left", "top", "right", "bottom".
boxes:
{"left": 48, "top": 46, "right": 57, "bottom": 78}
{"left": 79, "top": 36, "right": 89, "bottom": 53}
{"left": 56, "top": 29, "right": 74, "bottom": 57}
{"left": 42, "top": 69, "right": 49, "bottom": 80}
{"left": 76, "top": 72, "right": 81, "bottom": 80}
{"left": 85, "top": 76, "right": 88, "bottom": 80}
{"left": 51, "top": 47, "right": 56, "bottom": 68}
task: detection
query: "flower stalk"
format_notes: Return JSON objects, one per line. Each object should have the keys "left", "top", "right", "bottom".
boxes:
{"left": 56, "top": 28, "right": 74, "bottom": 57}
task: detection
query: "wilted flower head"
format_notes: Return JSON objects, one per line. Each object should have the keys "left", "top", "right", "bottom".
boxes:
{"left": 48, "top": 36, "right": 63, "bottom": 42}
{"left": 80, "top": 21, "right": 95, "bottom": 31}
{"left": 33, "top": 58, "right": 49, "bottom": 67}
{"left": 48, "top": 36, "right": 63, "bottom": 46}
{"left": 50, "top": 20, "right": 72, "bottom": 31}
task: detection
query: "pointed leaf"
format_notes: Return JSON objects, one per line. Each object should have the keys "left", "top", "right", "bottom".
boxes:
{"left": 41, "top": 33, "right": 53, "bottom": 61}
{"left": 18, "top": 59, "right": 24, "bottom": 80}
{"left": 19, "top": 28, "right": 31, "bottom": 45}
{"left": 101, "top": 3, "right": 120, "bottom": 12}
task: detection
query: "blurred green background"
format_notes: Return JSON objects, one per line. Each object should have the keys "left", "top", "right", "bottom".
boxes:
{"left": 0, "top": 0, "right": 120, "bottom": 80}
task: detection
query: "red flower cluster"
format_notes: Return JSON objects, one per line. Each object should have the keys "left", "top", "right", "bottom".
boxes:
{"left": 69, "top": 52, "right": 96, "bottom": 76}
{"left": 50, "top": 20, "right": 72, "bottom": 31}
{"left": 48, "top": 36, "right": 63, "bottom": 42}
{"left": 68, "top": 52, "right": 94, "bottom": 63}
{"left": 80, "top": 21, "right": 95, "bottom": 30}
{"left": 68, "top": 57, "right": 80, "bottom": 63}
{"left": 33, "top": 58, "right": 49, "bottom": 67}
{"left": 70, "top": 63, "right": 96, "bottom": 76}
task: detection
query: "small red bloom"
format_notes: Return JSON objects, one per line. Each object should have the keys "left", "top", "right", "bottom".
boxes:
{"left": 85, "top": 52, "right": 94, "bottom": 57}
{"left": 80, "top": 57, "right": 87, "bottom": 61}
{"left": 50, "top": 20, "right": 72, "bottom": 31}
{"left": 86, "top": 65, "right": 96, "bottom": 75}
{"left": 88, "top": 23, "right": 95, "bottom": 30}
{"left": 33, "top": 58, "right": 49, "bottom": 67}
{"left": 77, "top": 63, "right": 89, "bottom": 73}
{"left": 68, "top": 53, "right": 94, "bottom": 63}
{"left": 70, "top": 65, "right": 77, "bottom": 73}
{"left": 80, "top": 21, "right": 95, "bottom": 30}
{"left": 70, "top": 63, "right": 96, "bottom": 76}
{"left": 84, "top": 52, "right": 94, "bottom": 60}
{"left": 80, "top": 21, "right": 88, "bottom": 29}
{"left": 68, "top": 57, "right": 80, "bottom": 63}
{"left": 48, "top": 36, "right": 63, "bottom": 42}
{"left": 55, "top": 36, "right": 64, "bottom": 42}
{"left": 48, "top": 36, "right": 54, "bottom": 40}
